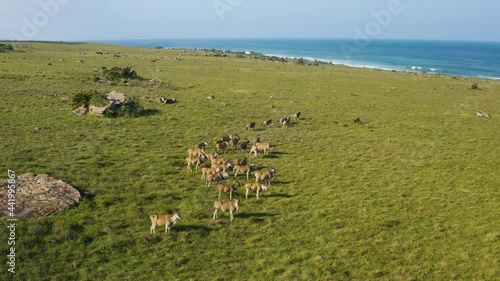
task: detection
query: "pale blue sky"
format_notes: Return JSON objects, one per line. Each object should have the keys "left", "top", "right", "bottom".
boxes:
{"left": 1, "top": 0, "right": 499, "bottom": 41}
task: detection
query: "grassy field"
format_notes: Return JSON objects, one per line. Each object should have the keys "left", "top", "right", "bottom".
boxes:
{"left": 0, "top": 42, "right": 498, "bottom": 281}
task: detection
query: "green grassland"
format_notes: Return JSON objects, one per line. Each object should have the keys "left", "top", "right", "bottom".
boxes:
{"left": 0, "top": 42, "right": 499, "bottom": 280}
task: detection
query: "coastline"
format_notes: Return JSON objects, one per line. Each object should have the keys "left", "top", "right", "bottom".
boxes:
{"left": 98, "top": 38, "right": 500, "bottom": 80}
{"left": 3, "top": 39, "right": 499, "bottom": 80}
{"left": 160, "top": 46, "right": 499, "bottom": 81}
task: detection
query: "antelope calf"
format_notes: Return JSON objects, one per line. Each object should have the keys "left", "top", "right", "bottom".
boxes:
{"left": 280, "top": 117, "right": 291, "bottom": 126}
{"left": 218, "top": 181, "right": 240, "bottom": 200}
{"left": 244, "top": 182, "right": 268, "bottom": 199}
{"left": 196, "top": 141, "right": 209, "bottom": 149}
{"left": 246, "top": 122, "right": 256, "bottom": 130}
{"left": 214, "top": 141, "right": 228, "bottom": 153}
{"left": 230, "top": 136, "right": 240, "bottom": 150}
{"left": 237, "top": 139, "right": 250, "bottom": 153}
{"left": 262, "top": 119, "right": 272, "bottom": 127}
{"left": 213, "top": 199, "right": 239, "bottom": 222}
{"left": 255, "top": 168, "right": 276, "bottom": 186}
{"left": 149, "top": 211, "right": 182, "bottom": 234}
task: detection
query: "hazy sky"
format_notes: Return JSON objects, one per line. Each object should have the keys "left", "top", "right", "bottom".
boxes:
{"left": 1, "top": 0, "right": 499, "bottom": 41}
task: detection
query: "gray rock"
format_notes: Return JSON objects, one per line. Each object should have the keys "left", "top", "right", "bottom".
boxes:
{"left": 0, "top": 173, "right": 81, "bottom": 218}
{"left": 73, "top": 105, "right": 88, "bottom": 116}
{"left": 107, "top": 90, "right": 126, "bottom": 102}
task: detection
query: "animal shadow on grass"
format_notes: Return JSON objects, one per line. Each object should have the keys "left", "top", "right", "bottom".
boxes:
{"left": 239, "top": 212, "right": 276, "bottom": 223}
{"left": 270, "top": 180, "right": 292, "bottom": 185}
{"left": 238, "top": 212, "right": 276, "bottom": 219}
{"left": 265, "top": 193, "right": 293, "bottom": 199}
{"left": 139, "top": 109, "right": 161, "bottom": 117}
{"left": 176, "top": 224, "right": 213, "bottom": 235}
{"left": 263, "top": 151, "right": 288, "bottom": 159}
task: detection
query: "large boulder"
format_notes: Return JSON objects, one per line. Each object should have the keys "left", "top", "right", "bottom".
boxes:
{"left": 0, "top": 173, "right": 81, "bottom": 218}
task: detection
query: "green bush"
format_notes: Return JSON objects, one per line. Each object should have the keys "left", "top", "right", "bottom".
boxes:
{"left": 101, "top": 66, "right": 141, "bottom": 81}
{"left": 117, "top": 98, "right": 144, "bottom": 117}
{"left": 0, "top": 43, "right": 14, "bottom": 53}
{"left": 120, "top": 66, "right": 138, "bottom": 79}
{"left": 72, "top": 90, "right": 104, "bottom": 109}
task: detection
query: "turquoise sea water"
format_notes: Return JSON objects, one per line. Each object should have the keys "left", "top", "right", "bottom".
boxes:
{"left": 100, "top": 38, "right": 500, "bottom": 79}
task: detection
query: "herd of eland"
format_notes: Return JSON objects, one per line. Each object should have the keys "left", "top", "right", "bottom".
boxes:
{"left": 150, "top": 112, "right": 302, "bottom": 233}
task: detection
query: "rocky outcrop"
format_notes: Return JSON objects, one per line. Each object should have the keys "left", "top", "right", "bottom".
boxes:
{"left": 89, "top": 100, "right": 119, "bottom": 115}
{"left": 0, "top": 173, "right": 81, "bottom": 218}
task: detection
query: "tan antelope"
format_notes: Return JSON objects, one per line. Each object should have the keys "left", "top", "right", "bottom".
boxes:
{"left": 212, "top": 160, "right": 232, "bottom": 174}
{"left": 255, "top": 168, "right": 276, "bottom": 186}
{"left": 149, "top": 209, "right": 182, "bottom": 234}
{"left": 213, "top": 199, "right": 239, "bottom": 222}
{"left": 217, "top": 180, "right": 240, "bottom": 200}
{"left": 233, "top": 156, "right": 247, "bottom": 166}
{"left": 205, "top": 171, "right": 228, "bottom": 188}
{"left": 244, "top": 182, "right": 268, "bottom": 199}
{"left": 200, "top": 166, "right": 218, "bottom": 180}
{"left": 249, "top": 142, "right": 270, "bottom": 157}
{"left": 205, "top": 152, "right": 219, "bottom": 163}
{"left": 188, "top": 147, "right": 206, "bottom": 158}
{"left": 233, "top": 163, "right": 256, "bottom": 181}
{"left": 186, "top": 156, "right": 204, "bottom": 171}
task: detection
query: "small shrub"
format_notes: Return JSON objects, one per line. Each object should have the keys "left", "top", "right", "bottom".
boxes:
{"left": 0, "top": 43, "right": 14, "bottom": 53}
{"left": 89, "top": 92, "right": 109, "bottom": 107}
{"left": 353, "top": 117, "right": 363, "bottom": 125}
{"left": 104, "top": 67, "right": 123, "bottom": 81}
{"left": 72, "top": 90, "right": 100, "bottom": 108}
{"left": 117, "top": 98, "right": 144, "bottom": 117}
{"left": 120, "top": 66, "right": 138, "bottom": 79}
{"left": 471, "top": 83, "right": 480, "bottom": 90}
{"left": 101, "top": 66, "right": 141, "bottom": 81}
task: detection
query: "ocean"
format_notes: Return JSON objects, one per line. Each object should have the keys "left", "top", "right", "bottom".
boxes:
{"left": 99, "top": 38, "right": 500, "bottom": 79}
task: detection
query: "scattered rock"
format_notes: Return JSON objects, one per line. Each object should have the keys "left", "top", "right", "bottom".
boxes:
{"left": 159, "top": 97, "right": 177, "bottom": 104}
{"left": 476, "top": 110, "right": 490, "bottom": 118}
{"left": 0, "top": 173, "right": 81, "bottom": 218}
{"left": 73, "top": 105, "right": 88, "bottom": 116}
{"left": 106, "top": 90, "right": 126, "bottom": 102}
{"left": 207, "top": 96, "right": 214, "bottom": 100}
